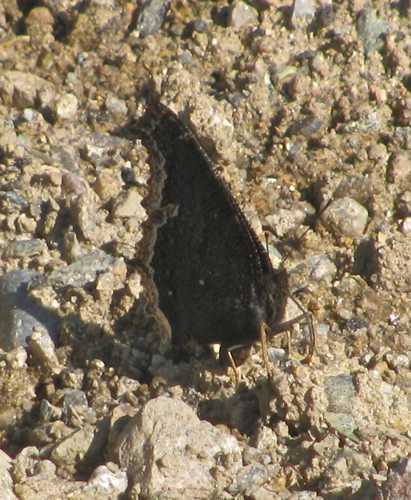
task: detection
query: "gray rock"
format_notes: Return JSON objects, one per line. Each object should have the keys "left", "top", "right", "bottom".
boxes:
{"left": 356, "top": 9, "right": 390, "bottom": 53}
{"left": 2, "top": 239, "right": 44, "bottom": 258}
{"left": 40, "top": 249, "right": 121, "bottom": 289}
{"left": 287, "top": 115, "right": 323, "bottom": 137}
{"left": 292, "top": 0, "right": 316, "bottom": 23}
{"left": 324, "top": 374, "right": 355, "bottom": 414}
{"left": 105, "top": 93, "right": 128, "bottom": 116}
{"left": 307, "top": 254, "right": 337, "bottom": 282}
{"left": 135, "top": 0, "right": 170, "bottom": 38}
{"left": 334, "top": 174, "right": 375, "bottom": 204}
{"left": 0, "top": 269, "right": 59, "bottom": 350}
{"left": 115, "top": 396, "right": 242, "bottom": 499}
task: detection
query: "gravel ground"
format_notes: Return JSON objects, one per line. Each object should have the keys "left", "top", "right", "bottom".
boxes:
{"left": 0, "top": 0, "right": 410, "bottom": 498}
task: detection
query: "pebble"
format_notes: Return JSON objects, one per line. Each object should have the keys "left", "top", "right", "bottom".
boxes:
{"left": 321, "top": 197, "right": 368, "bottom": 238}
{"left": 356, "top": 9, "right": 390, "bottom": 53}
{"left": 49, "top": 424, "right": 108, "bottom": 475}
{"left": 228, "top": 1, "right": 258, "bottom": 29}
{"left": 2, "top": 238, "right": 44, "bottom": 258}
{"left": 400, "top": 217, "right": 411, "bottom": 234}
{"left": 313, "top": 4, "right": 339, "bottom": 30}
{"left": 291, "top": 0, "right": 316, "bottom": 23}
{"left": 229, "top": 463, "right": 268, "bottom": 496}
{"left": 28, "top": 328, "right": 63, "bottom": 374}
{"left": 0, "top": 269, "right": 59, "bottom": 350}
{"left": 387, "top": 151, "right": 411, "bottom": 190}
{"left": 306, "top": 254, "right": 337, "bottom": 282}
{"left": 324, "top": 374, "right": 355, "bottom": 414}
{"left": 287, "top": 115, "right": 323, "bottom": 137}
{"left": 111, "top": 190, "right": 144, "bottom": 219}
{"left": 134, "top": 0, "right": 170, "bottom": 38}
{"left": 62, "top": 172, "right": 88, "bottom": 195}
{"left": 333, "top": 174, "right": 374, "bottom": 204}
{"left": 264, "top": 207, "right": 305, "bottom": 238}
{"left": 115, "top": 396, "right": 242, "bottom": 498}
{"left": 85, "top": 463, "right": 128, "bottom": 496}
{"left": 0, "top": 70, "right": 56, "bottom": 108}
{"left": 56, "top": 93, "right": 78, "bottom": 120}
{"left": 51, "top": 146, "right": 79, "bottom": 173}
{"left": 43, "top": 249, "right": 120, "bottom": 289}
{"left": 105, "top": 93, "right": 128, "bottom": 116}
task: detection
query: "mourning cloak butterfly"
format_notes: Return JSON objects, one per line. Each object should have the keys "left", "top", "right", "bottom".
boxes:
{"left": 134, "top": 102, "right": 289, "bottom": 362}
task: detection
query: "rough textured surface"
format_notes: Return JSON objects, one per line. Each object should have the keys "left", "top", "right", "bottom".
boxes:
{"left": 115, "top": 396, "right": 242, "bottom": 498}
{"left": 0, "top": 0, "right": 410, "bottom": 498}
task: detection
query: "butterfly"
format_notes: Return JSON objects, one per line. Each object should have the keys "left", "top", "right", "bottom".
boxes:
{"left": 133, "top": 102, "right": 311, "bottom": 378}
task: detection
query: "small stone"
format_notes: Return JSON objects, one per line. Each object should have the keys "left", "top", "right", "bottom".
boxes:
{"left": 25, "top": 6, "right": 54, "bottom": 27}
{"left": 111, "top": 190, "right": 144, "bottom": 218}
{"left": 344, "top": 317, "right": 369, "bottom": 335}
{"left": 0, "top": 70, "right": 56, "bottom": 109}
{"left": 135, "top": 0, "right": 170, "bottom": 38}
{"left": 2, "top": 238, "right": 44, "bottom": 258}
{"left": 96, "top": 269, "right": 126, "bottom": 291}
{"left": 56, "top": 93, "right": 78, "bottom": 120}
{"left": 367, "top": 143, "right": 388, "bottom": 162}
{"left": 321, "top": 197, "right": 368, "bottom": 238}
{"left": 85, "top": 463, "right": 128, "bottom": 496}
{"left": 228, "top": 1, "right": 258, "bottom": 29}
{"left": 105, "top": 93, "right": 128, "bottom": 116}
{"left": 28, "top": 328, "right": 63, "bottom": 375}
{"left": 94, "top": 171, "right": 123, "bottom": 202}
{"left": 49, "top": 424, "right": 108, "bottom": 474}
{"left": 58, "top": 389, "right": 88, "bottom": 408}
{"left": 231, "top": 463, "right": 268, "bottom": 496}
{"left": 70, "top": 194, "right": 97, "bottom": 240}
{"left": 313, "top": 4, "right": 339, "bottom": 30}
{"left": 324, "top": 374, "right": 356, "bottom": 414}
{"left": 306, "top": 254, "right": 337, "bottom": 282}
{"left": 0, "top": 117, "right": 18, "bottom": 151}
{"left": 356, "top": 9, "right": 390, "bottom": 53}
{"left": 114, "top": 397, "right": 242, "bottom": 498}
{"left": 287, "top": 115, "right": 323, "bottom": 137}
{"left": 0, "top": 269, "right": 58, "bottom": 350}
{"left": 293, "top": 0, "right": 315, "bottom": 17}
{"left": 387, "top": 151, "right": 411, "bottom": 189}
{"left": 44, "top": 249, "right": 120, "bottom": 289}
{"left": 38, "top": 399, "right": 63, "bottom": 423}
{"left": 51, "top": 145, "right": 79, "bottom": 172}
{"left": 333, "top": 175, "right": 374, "bottom": 204}
{"left": 400, "top": 217, "right": 411, "bottom": 234}
{"left": 62, "top": 172, "right": 88, "bottom": 195}
{"left": 264, "top": 207, "right": 305, "bottom": 238}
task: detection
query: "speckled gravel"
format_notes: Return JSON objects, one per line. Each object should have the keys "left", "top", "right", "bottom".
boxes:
{"left": 0, "top": 0, "right": 410, "bottom": 498}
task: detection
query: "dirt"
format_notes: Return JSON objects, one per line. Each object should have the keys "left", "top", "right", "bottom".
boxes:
{"left": 0, "top": 0, "right": 410, "bottom": 498}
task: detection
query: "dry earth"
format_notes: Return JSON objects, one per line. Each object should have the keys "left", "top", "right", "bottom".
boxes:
{"left": 0, "top": 0, "right": 410, "bottom": 498}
